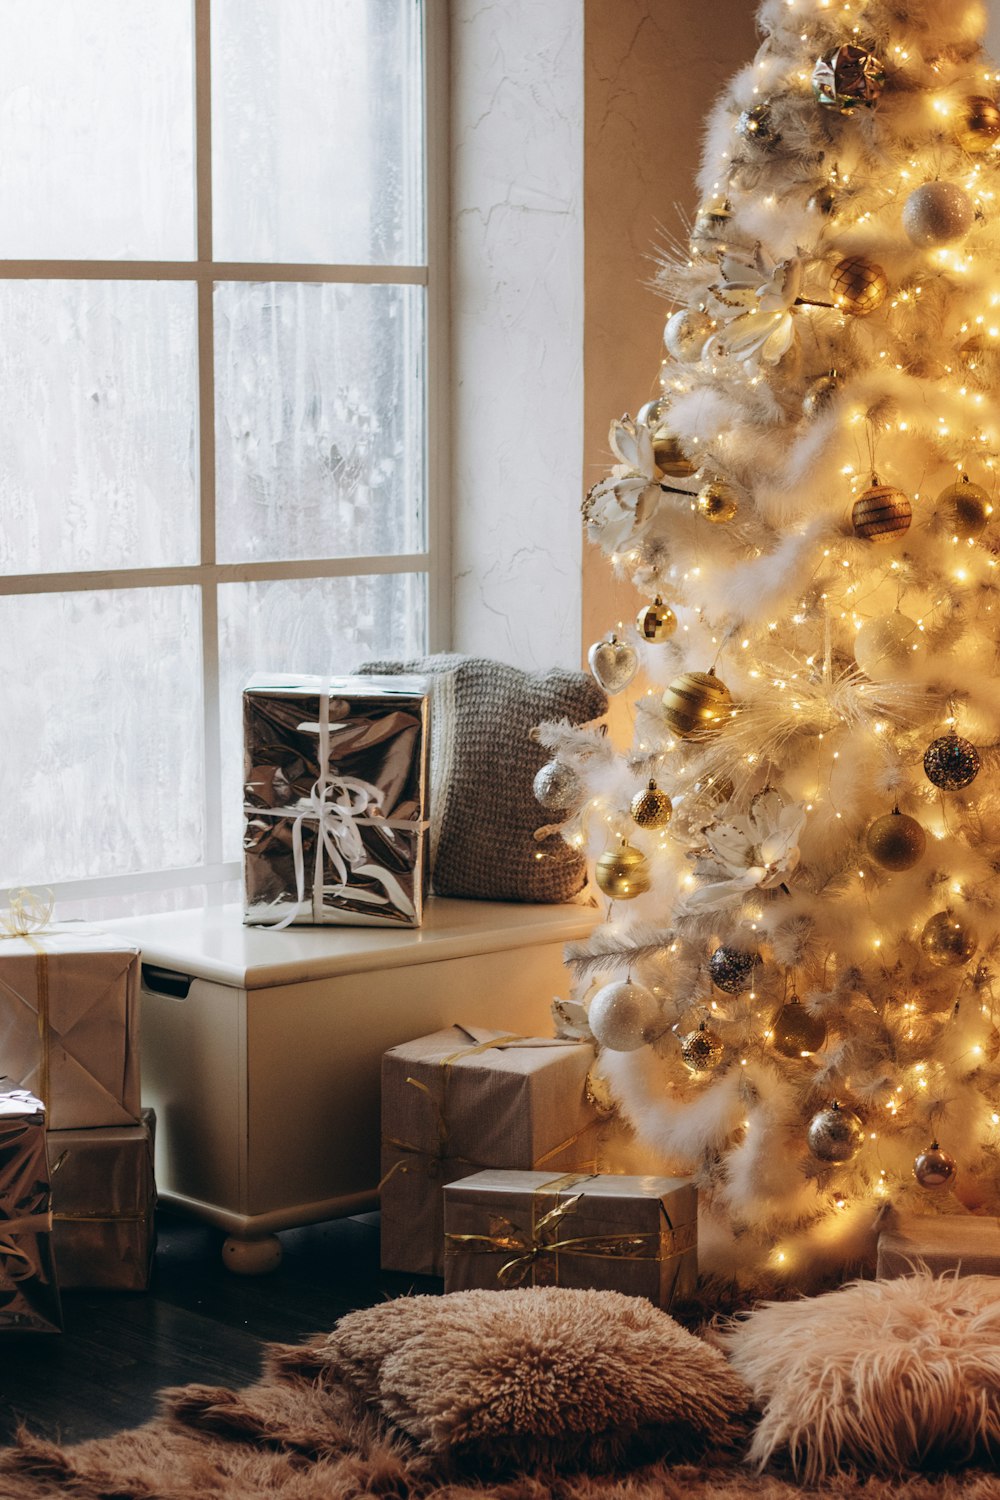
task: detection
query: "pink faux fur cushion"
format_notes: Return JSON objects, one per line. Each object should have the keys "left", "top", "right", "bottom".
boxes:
{"left": 718, "top": 1272, "right": 1000, "bottom": 1482}
{"left": 309, "top": 1287, "right": 751, "bottom": 1474}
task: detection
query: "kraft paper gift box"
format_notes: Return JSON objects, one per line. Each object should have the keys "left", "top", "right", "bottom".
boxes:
{"left": 243, "top": 674, "right": 430, "bottom": 929}
{"left": 380, "top": 1025, "right": 601, "bottom": 1277}
{"left": 443, "top": 1169, "right": 698, "bottom": 1309}
{"left": 877, "top": 1212, "right": 1000, "bottom": 1279}
{"left": 47, "top": 1108, "right": 156, "bottom": 1291}
{"left": 0, "top": 932, "right": 141, "bottom": 1129}
{"left": 0, "top": 1084, "right": 61, "bottom": 1333}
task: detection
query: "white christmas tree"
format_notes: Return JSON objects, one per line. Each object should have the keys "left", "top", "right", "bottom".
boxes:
{"left": 540, "top": 0, "right": 1000, "bottom": 1285}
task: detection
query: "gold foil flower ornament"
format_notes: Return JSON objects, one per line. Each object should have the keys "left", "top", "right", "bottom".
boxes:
{"left": 582, "top": 414, "right": 671, "bottom": 554}
{"left": 684, "top": 787, "right": 807, "bottom": 912}
{"left": 708, "top": 247, "right": 803, "bottom": 366}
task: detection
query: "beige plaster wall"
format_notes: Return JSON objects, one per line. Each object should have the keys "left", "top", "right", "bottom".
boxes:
{"left": 582, "top": 1, "right": 762, "bottom": 667}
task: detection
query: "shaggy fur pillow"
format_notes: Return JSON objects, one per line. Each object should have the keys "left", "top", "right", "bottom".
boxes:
{"left": 357, "top": 655, "right": 607, "bottom": 902}
{"left": 297, "top": 1287, "right": 751, "bottom": 1474}
{"left": 718, "top": 1272, "right": 1000, "bottom": 1482}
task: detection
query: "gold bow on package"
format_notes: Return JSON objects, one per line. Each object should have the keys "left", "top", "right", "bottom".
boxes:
{"left": 443, "top": 1168, "right": 698, "bottom": 1310}
{"left": 0, "top": 1085, "right": 62, "bottom": 1334}
{"left": 242, "top": 674, "right": 430, "bottom": 929}
{"left": 380, "top": 1026, "right": 603, "bottom": 1278}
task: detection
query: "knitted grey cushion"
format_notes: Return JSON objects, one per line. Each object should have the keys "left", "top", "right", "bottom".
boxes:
{"left": 357, "top": 655, "right": 607, "bottom": 902}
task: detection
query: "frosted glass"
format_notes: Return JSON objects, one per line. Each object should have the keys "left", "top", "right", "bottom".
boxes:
{"left": 0, "top": 587, "right": 204, "bottom": 886}
{"left": 215, "top": 281, "right": 425, "bottom": 563}
{"left": 218, "top": 572, "right": 427, "bottom": 858}
{"left": 213, "top": 0, "right": 424, "bottom": 264}
{"left": 0, "top": 281, "right": 198, "bottom": 576}
{"left": 0, "top": 2, "right": 195, "bottom": 259}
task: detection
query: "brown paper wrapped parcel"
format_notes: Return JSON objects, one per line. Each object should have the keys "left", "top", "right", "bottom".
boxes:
{"left": 0, "top": 932, "right": 140, "bottom": 1129}
{"left": 47, "top": 1108, "right": 156, "bottom": 1291}
{"left": 877, "top": 1211, "right": 1000, "bottom": 1279}
{"left": 243, "top": 674, "right": 430, "bottom": 928}
{"left": 0, "top": 1084, "right": 62, "bottom": 1333}
{"left": 444, "top": 1169, "right": 697, "bottom": 1309}
{"left": 380, "top": 1026, "right": 600, "bottom": 1277}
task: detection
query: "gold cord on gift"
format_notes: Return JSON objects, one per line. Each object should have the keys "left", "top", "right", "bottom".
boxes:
{"left": 1, "top": 888, "right": 55, "bottom": 939}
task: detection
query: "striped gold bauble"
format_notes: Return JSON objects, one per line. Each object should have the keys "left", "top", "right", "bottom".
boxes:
{"left": 852, "top": 479, "right": 912, "bottom": 543}
{"left": 662, "top": 669, "right": 733, "bottom": 739}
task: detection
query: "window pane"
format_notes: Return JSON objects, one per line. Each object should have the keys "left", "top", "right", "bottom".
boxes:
{"left": 218, "top": 572, "right": 427, "bottom": 859}
{"left": 0, "top": 1, "right": 195, "bottom": 259}
{"left": 0, "top": 281, "right": 199, "bottom": 576}
{"left": 212, "top": 0, "right": 424, "bottom": 264}
{"left": 0, "top": 587, "right": 204, "bottom": 885}
{"left": 214, "top": 281, "right": 425, "bottom": 564}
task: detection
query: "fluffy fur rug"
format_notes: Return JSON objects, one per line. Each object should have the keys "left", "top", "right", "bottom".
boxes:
{"left": 3, "top": 1337, "right": 1000, "bottom": 1500}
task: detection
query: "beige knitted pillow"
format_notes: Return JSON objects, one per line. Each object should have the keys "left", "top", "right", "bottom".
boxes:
{"left": 297, "top": 1287, "right": 751, "bottom": 1475}
{"left": 718, "top": 1271, "right": 1000, "bottom": 1482}
{"left": 357, "top": 655, "right": 606, "bottom": 902}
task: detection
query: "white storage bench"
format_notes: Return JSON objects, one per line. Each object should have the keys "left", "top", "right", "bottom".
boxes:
{"left": 102, "top": 898, "right": 597, "bottom": 1269}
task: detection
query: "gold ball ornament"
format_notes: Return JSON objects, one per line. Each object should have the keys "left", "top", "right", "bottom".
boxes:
{"left": 595, "top": 839, "right": 651, "bottom": 901}
{"left": 807, "top": 1102, "right": 866, "bottom": 1163}
{"left": 737, "top": 102, "right": 780, "bottom": 148}
{"left": 903, "top": 182, "right": 974, "bottom": 248}
{"left": 803, "top": 371, "right": 841, "bottom": 418}
{"left": 830, "top": 255, "right": 889, "bottom": 317}
{"left": 913, "top": 1141, "right": 958, "bottom": 1189}
{"left": 636, "top": 596, "right": 678, "bottom": 643}
{"left": 680, "top": 1021, "right": 725, "bottom": 1074}
{"left": 921, "top": 910, "right": 978, "bottom": 968}
{"left": 653, "top": 432, "right": 698, "bottom": 479}
{"left": 588, "top": 979, "right": 659, "bottom": 1052}
{"left": 854, "top": 611, "right": 921, "bottom": 682}
{"left": 771, "top": 996, "right": 827, "bottom": 1058}
{"left": 865, "top": 809, "right": 926, "bottom": 872}
{"left": 696, "top": 479, "right": 739, "bottom": 524}
{"left": 851, "top": 480, "right": 912, "bottom": 543}
{"left": 936, "top": 475, "right": 993, "bottom": 540}
{"left": 662, "top": 669, "right": 733, "bottom": 740}
{"left": 664, "top": 308, "right": 715, "bottom": 365}
{"left": 956, "top": 96, "right": 1000, "bottom": 154}
{"left": 630, "top": 779, "right": 673, "bottom": 831}
{"left": 812, "top": 44, "right": 886, "bottom": 113}
{"left": 924, "top": 733, "right": 981, "bottom": 792}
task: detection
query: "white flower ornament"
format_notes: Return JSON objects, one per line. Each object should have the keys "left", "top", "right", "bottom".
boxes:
{"left": 708, "top": 246, "right": 803, "bottom": 366}
{"left": 583, "top": 415, "right": 674, "bottom": 554}
{"left": 683, "top": 787, "right": 807, "bottom": 912}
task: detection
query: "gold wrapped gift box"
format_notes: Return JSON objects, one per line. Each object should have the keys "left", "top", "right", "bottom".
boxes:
{"left": 443, "top": 1169, "right": 698, "bottom": 1310}
{"left": 381, "top": 1026, "right": 602, "bottom": 1277}
{"left": 47, "top": 1109, "right": 156, "bottom": 1291}
{"left": 0, "top": 932, "right": 140, "bottom": 1129}
{"left": 243, "top": 674, "right": 430, "bottom": 929}
{"left": 0, "top": 1085, "right": 61, "bottom": 1333}
{"left": 877, "top": 1212, "right": 1000, "bottom": 1279}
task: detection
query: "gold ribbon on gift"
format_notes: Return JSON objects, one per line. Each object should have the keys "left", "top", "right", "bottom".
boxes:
{"left": 0, "top": 888, "right": 57, "bottom": 1109}
{"left": 445, "top": 1173, "right": 667, "bottom": 1288}
{"left": 379, "top": 1034, "right": 600, "bottom": 1191}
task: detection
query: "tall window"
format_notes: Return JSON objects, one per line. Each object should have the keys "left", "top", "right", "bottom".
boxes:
{"left": 0, "top": 0, "right": 445, "bottom": 916}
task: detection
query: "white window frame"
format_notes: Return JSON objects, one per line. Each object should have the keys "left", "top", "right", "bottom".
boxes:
{"left": 0, "top": 0, "right": 450, "bottom": 909}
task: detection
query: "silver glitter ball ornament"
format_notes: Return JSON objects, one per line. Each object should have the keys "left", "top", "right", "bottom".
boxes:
{"left": 924, "top": 734, "right": 981, "bottom": 792}
{"left": 533, "top": 760, "right": 582, "bottom": 811}
{"left": 680, "top": 1022, "right": 725, "bottom": 1074}
{"left": 589, "top": 980, "right": 659, "bottom": 1052}
{"left": 708, "top": 945, "right": 759, "bottom": 995}
{"left": 903, "top": 182, "right": 974, "bottom": 248}
{"left": 807, "top": 1102, "right": 865, "bottom": 1163}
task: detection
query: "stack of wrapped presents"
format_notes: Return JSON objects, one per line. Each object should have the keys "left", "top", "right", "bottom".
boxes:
{"left": 0, "top": 921, "right": 156, "bottom": 1331}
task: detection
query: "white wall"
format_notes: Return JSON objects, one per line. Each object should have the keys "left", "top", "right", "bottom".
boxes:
{"left": 450, "top": 2, "right": 584, "bottom": 671}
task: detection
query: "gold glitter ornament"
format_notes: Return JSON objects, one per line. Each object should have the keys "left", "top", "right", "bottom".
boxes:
{"left": 696, "top": 479, "right": 739, "bottom": 524}
{"left": 803, "top": 371, "right": 841, "bottom": 418}
{"left": 662, "top": 669, "right": 733, "bottom": 740}
{"left": 771, "top": 996, "right": 827, "bottom": 1058}
{"left": 956, "top": 96, "right": 1000, "bottom": 154}
{"left": 921, "top": 910, "right": 978, "bottom": 968}
{"left": 913, "top": 1141, "right": 957, "bottom": 1189}
{"left": 636, "top": 597, "right": 677, "bottom": 643}
{"left": 830, "top": 255, "right": 888, "bottom": 317}
{"left": 594, "top": 839, "right": 651, "bottom": 901}
{"left": 630, "top": 779, "right": 673, "bottom": 831}
{"left": 936, "top": 475, "right": 993, "bottom": 540}
{"left": 851, "top": 479, "right": 912, "bottom": 543}
{"left": 865, "top": 809, "right": 926, "bottom": 872}
{"left": 812, "top": 44, "right": 886, "bottom": 113}
{"left": 924, "top": 733, "right": 981, "bottom": 792}
{"left": 807, "top": 1101, "right": 865, "bottom": 1163}
{"left": 903, "top": 182, "right": 974, "bottom": 248}
{"left": 680, "top": 1021, "right": 725, "bottom": 1074}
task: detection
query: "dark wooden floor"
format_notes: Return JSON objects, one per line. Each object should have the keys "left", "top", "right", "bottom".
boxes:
{"left": 0, "top": 1208, "right": 440, "bottom": 1448}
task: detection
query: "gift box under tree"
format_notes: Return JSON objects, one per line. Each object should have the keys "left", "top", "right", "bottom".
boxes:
{"left": 380, "top": 1025, "right": 602, "bottom": 1277}
{"left": 0, "top": 1084, "right": 61, "bottom": 1333}
{"left": 877, "top": 1211, "right": 1000, "bottom": 1279}
{"left": 243, "top": 674, "right": 430, "bottom": 928}
{"left": 47, "top": 1108, "right": 157, "bottom": 1291}
{"left": 443, "top": 1168, "right": 697, "bottom": 1309}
